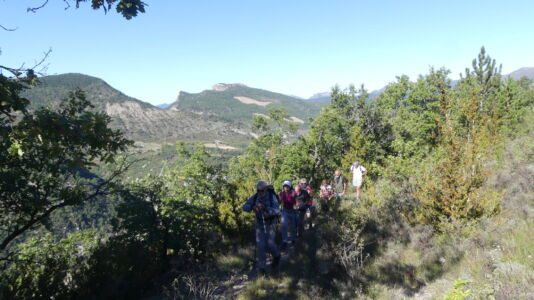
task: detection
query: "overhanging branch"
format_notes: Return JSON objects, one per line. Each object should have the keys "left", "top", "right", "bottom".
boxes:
{"left": 0, "top": 24, "right": 18, "bottom": 31}
{"left": 27, "top": 0, "right": 50, "bottom": 13}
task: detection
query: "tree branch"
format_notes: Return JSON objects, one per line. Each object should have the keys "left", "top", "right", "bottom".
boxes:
{"left": 0, "top": 24, "right": 18, "bottom": 31}
{"left": 0, "top": 48, "right": 52, "bottom": 79}
{"left": 0, "top": 201, "right": 68, "bottom": 251}
{"left": 0, "top": 155, "right": 140, "bottom": 252}
{"left": 27, "top": 0, "right": 49, "bottom": 13}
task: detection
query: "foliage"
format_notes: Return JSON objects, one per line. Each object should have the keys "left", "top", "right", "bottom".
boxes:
{"left": 115, "top": 156, "right": 221, "bottom": 264}
{"left": 0, "top": 81, "right": 131, "bottom": 252}
{"left": 443, "top": 279, "right": 472, "bottom": 300}
{"left": 60, "top": 0, "right": 146, "bottom": 19}
{"left": 2, "top": 46, "right": 534, "bottom": 299}
{"left": 415, "top": 52, "right": 507, "bottom": 227}
{"left": 0, "top": 230, "right": 101, "bottom": 300}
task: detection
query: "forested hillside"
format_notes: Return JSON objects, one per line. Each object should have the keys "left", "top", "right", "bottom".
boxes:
{"left": 1, "top": 48, "right": 533, "bottom": 299}
{"left": 171, "top": 83, "right": 324, "bottom": 126}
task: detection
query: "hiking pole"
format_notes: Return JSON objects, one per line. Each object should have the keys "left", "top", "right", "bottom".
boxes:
{"left": 261, "top": 208, "right": 267, "bottom": 236}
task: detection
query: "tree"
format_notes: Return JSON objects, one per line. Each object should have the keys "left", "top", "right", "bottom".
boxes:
{"left": 114, "top": 144, "right": 223, "bottom": 264}
{"left": 0, "top": 0, "right": 144, "bottom": 256}
{"left": 0, "top": 86, "right": 132, "bottom": 252}
{"left": 463, "top": 46, "right": 502, "bottom": 95}
{"left": 0, "top": 230, "right": 101, "bottom": 299}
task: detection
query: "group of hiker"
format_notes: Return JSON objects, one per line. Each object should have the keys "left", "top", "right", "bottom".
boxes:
{"left": 243, "top": 161, "right": 367, "bottom": 275}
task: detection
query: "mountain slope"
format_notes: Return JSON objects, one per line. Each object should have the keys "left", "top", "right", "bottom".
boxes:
{"left": 507, "top": 67, "right": 534, "bottom": 80}
{"left": 22, "top": 74, "right": 249, "bottom": 143}
{"left": 170, "top": 83, "right": 325, "bottom": 126}
{"left": 306, "top": 92, "right": 331, "bottom": 103}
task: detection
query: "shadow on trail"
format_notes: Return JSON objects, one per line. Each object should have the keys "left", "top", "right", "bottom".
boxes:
{"left": 235, "top": 197, "right": 455, "bottom": 299}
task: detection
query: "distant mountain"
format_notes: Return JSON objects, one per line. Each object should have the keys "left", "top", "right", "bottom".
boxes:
{"left": 157, "top": 103, "right": 171, "bottom": 109}
{"left": 304, "top": 88, "right": 384, "bottom": 103}
{"left": 369, "top": 88, "right": 385, "bottom": 99}
{"left": 507, "top": 67, "right": 534, "bottom": 80}
{"left": 306, "top": 92, "right": 331, "bottom": 103}
{"left": 22, "top": 74, "right": 249, "bottom": 143}
{"left": 288, "top": 94, "right": 306, "bottom": 100}
{"left": 170, "top": 83, "right": 325, "bottom": 126}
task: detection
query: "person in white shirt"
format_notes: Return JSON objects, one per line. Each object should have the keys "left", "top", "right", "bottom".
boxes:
{"left": 350, "top": 161, "right": 367, "bottom": 199}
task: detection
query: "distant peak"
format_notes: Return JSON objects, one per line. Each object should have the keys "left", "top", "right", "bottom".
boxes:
{"left": 309, "top": 92, "right": 331, "bottom": 99}
{"left": 212, "top": 83, "right": 248, "bottom": 91}
{"left": 514, "top": 67, "right": 534, "bottom": 71}
{"left": 507, "top": 67, "right": 534, "bottom": 80}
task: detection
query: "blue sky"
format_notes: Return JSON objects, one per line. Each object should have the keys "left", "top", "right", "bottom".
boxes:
{"left": 1, "top": 0, "right": 533, "bottom": 105}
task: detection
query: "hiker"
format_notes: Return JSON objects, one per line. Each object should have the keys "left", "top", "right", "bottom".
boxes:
{"left": 242, "top": 180, "right": 281, "bottom": 275}
{"left": 295, "top": 183, "right": 313, "bottom": 235}
{"left": 319, "top": 179, "right": 334, "bottom": 212}
{"left": 319, "top": 179, "right": 329, "bottom": 199}
{"left": 333, "top": 169, "right": 347, "bottom": 201}
{"left": 279, "top": 180, "right": 298, "bottom": 251}
{"left": 350, "top": 161, "right": 367, "bottom": 199}
{"left": 299, "top": 178, "right": 313, "bottom": 197}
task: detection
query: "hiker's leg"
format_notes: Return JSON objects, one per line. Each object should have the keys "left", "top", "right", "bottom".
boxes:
{"left": 354, "top": 177, "right": 362, "bottom": 199}
{"left": 310, "top": 206, "right": 316, "bottom": 227}
{"left": 289, "top": 211, "right": 297, "bottom": 242}
{"left": 298, "top": 210, "right": 305, "bottom": 235}
{"left": 255, "top": 223, "right": 267, "bottom": 270}
{"left": 281, "top": 209, "right": 289, "bottom": 243}
{"left": 267, "top": 222, "right": 280, "bottom": 258}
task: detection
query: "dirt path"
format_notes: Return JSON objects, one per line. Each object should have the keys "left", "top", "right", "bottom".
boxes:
{"left": 216, "top": 215, "right": 326, "bottom": 299}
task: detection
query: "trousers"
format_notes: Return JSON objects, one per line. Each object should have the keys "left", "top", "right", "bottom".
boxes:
{"left": 255, "top": 220, "right": 279, "bottom": 269}
{"left": 281, "top": 209, "right": 298, "bottom": 243}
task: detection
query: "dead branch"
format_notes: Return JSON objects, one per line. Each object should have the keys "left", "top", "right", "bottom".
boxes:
{"left": 0, "top": 24, "right": 18, "bottom": 31}
{"left": 0, "top": 48, "right": 52, "bottom": 79}
{"left": 27, "top": 0, "right": 49, "bottom": 13}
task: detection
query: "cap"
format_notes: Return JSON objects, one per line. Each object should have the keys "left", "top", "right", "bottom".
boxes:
{"left": 283, "top": 180, "right": 292, "bottom": 187}
{"left": 256, "top": 180, "right": 267, "bottom": 190}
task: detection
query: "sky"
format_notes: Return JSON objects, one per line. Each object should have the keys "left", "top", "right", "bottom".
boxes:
{"left": 1, "top": 0, "right": 534, "bottom": 105}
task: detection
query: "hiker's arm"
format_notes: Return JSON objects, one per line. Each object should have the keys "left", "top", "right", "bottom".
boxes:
{"left": 242, "top": 196, "right": 255, "bottom": 212}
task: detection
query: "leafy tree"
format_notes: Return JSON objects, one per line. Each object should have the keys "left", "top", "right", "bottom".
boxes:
{"left": 114, "top": 144, "right": 226, "bottom": 262}
{"left": 236, "top": 106, "right": 298, "bottom": 186}
{"left": 0, "top": 230, "right": 101, "bottom": 300}
{"left": 0, "top": 85, "right": 131, "bottom": 252}
{"left": 415, "top": 54, "right": 504, "bottom": 227}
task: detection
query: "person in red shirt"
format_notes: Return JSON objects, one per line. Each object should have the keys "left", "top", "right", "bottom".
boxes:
{"left": 295, "top": 182, "right": 314, "bottom": 236}
{"left": 299, "top": 178, "right": 313, "bottom": 199}
{"left": 279, "top": 180, "right": 298, "bottom": 250}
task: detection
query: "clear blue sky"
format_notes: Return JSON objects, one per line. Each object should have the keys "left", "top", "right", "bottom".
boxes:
{"left": 1, "top": 0, "right": 533, "bottom": 105}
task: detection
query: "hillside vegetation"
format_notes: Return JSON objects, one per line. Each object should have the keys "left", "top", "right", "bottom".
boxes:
{"left": 1, "top": 48, "right": 533, "bottom": 299}
{"left": 171, "top": 83, "right": 324, "bottom": 126}
{"left": 21, "top": 74, "right": 251, "bottom": 144}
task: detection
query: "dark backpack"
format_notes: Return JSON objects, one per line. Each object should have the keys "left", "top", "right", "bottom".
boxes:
{"left": 252, "top": 186, "right": 281, "bottom": 222}
{"left": 266, "top": 184, "right": 280, "bottom": 204}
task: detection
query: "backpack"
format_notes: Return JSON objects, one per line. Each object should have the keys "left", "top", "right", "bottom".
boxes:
{"left": 252, "top": 186, "right": 281, "bottom": 222}
{"left": 266, "top": 184, "right": 280, "bottom": 204}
